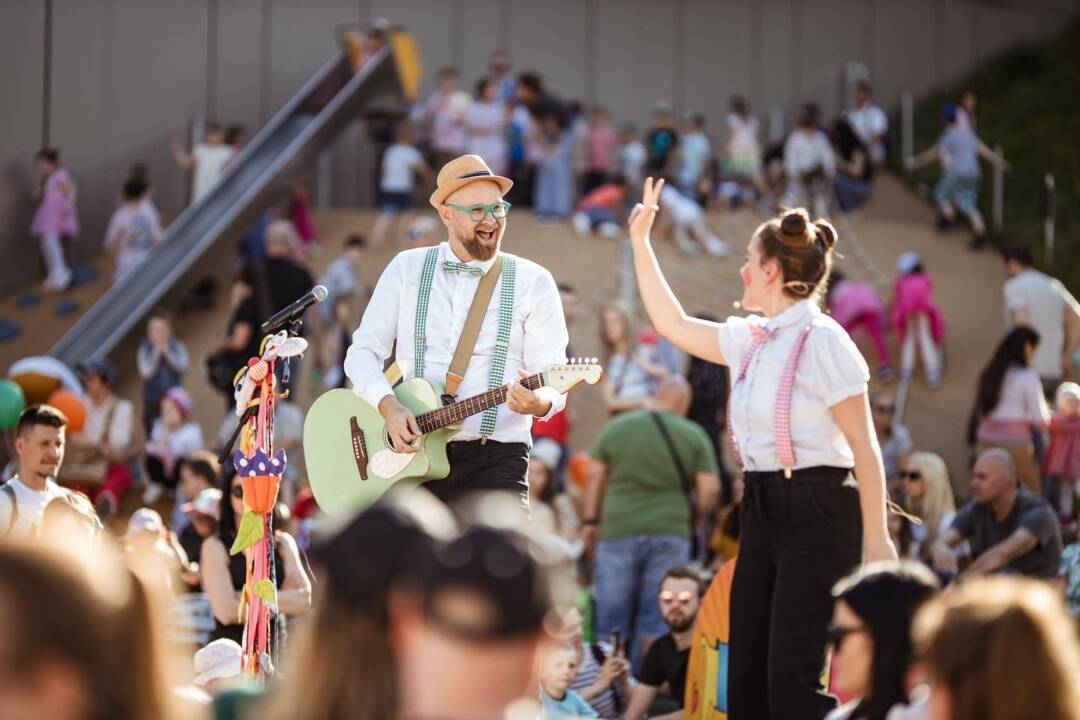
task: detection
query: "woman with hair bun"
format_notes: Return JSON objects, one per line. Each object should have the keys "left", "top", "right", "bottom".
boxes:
{"left": 627, "top": 178, "right": 897, "bottom": 719}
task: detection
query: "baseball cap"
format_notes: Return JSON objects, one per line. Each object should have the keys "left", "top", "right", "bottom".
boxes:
{"left": 74, "top": 358, "right": 117, "bottom": 385}
{"left": 161, "top": 386, "right": 192, "bottom": 418}
{"left": 309, "top": 504, "right": 437, "bottom": 622}
{"left": 125, "top": 508, "right": 165, "bottom": 539}
{"left": 529, "top": 438, "right": 562, "bottom": 472}
{"left": 652, "top": 100, "right": 673, "bottom": 115}
{"left": 896, "top": 251, "right": 921, "bottom": 275}
{"left": 193, "top": 639, "right": 242, "bottom": 686}
{"left": 181, "top": 488, "right": 222, "bottom": 520}
{"left": 412, "top": 525, "right": 551, "bottom": 642}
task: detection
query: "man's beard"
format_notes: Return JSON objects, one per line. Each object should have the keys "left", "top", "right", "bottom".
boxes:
{"left": 458, "top": 224, "right": 502, "bottom": 261}
{"left": 665, "top": 611, "right": 697, "bottom": 633}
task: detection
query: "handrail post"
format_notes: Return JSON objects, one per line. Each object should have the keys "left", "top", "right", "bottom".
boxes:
{"left": 1043, "top": 173, "right": 1056, "bottom": 263}
{"left": 768, "top": 105, "right": 785, "bottom": 145}
{"left": 901, "top": 92, "right": 913, "bottom": 179}
{"left": 992, "top": 144, "right": 1004, "bottom": 232}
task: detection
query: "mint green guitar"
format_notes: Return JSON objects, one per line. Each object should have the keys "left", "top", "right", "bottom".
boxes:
{"left": 304, "top": 361, "right": 603, "bottom": 516}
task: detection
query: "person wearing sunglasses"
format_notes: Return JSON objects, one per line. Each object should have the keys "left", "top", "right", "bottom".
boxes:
{"left": 346, "top": 154, "right": 569, "bottom": 511}
{"left": 624, "top": 566, "right": 704, "bottom": 720}
{"left": 201, "top": 466, "right": 311, "bottom": 646}
{"left": 869, "top": 393, "right": 912, "bottom": 497}
{"left": 825, "top": 561, "right": 939, "bottom": 720}
{"left": 896, "top": 452, "right": 959, "bottom": 564}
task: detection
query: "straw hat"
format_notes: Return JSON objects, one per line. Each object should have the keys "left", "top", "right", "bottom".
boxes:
{"left": 429, "top": 154, "right": 513, "bottom": 209}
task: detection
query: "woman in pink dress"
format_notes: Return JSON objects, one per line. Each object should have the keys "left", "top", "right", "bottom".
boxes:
{"left": 31, "top": 148, "right": 79, "bottom": 291}
{"left": 827, "top": 270, "right": 893, "bottom": 381}
{"left": 892, "top": 252, "right": 946, "bottom": 388}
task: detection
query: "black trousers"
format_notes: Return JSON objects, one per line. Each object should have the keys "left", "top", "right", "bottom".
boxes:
{"left": 728, "top": 467, "right": 862, "bottom": 720}
{"left": 422, "top": 440, "right": 529, "bottom": 511}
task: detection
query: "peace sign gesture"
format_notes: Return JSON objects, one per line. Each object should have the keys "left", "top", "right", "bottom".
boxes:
{"left": 628, "top": 177, "right": 665, "bottom": 245}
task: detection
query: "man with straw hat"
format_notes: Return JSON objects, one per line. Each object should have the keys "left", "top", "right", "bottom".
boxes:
{"left": 345, "top": 154, "right": 569, "bottom": 510}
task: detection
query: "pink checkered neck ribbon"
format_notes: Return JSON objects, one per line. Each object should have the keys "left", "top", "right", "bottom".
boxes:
{"left": 727, "top": 323, "right": 814, "bottom": 478}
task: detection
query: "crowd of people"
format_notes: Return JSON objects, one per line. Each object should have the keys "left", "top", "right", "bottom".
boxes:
{"left": 6, "top": 40, "right": 1080, "bottom": 720}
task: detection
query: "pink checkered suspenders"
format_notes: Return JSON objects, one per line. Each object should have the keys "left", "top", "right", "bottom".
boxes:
{"left": 727, "top": 323, "right": 814, "bottom": 478}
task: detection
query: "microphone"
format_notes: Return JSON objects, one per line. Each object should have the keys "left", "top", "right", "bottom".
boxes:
{"left": 261, "top": 285, "right": 328, "bottom": 333}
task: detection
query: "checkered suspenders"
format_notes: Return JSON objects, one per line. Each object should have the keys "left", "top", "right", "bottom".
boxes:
{"left": 413, "top": 247, "right": 517, "bottom": 439}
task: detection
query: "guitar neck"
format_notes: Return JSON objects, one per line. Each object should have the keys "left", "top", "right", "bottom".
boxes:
{"left": 416, "top": 373, "right": 544, "bottom": 433}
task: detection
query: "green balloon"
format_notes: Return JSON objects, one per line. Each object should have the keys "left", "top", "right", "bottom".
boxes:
{"left": 0, "top": 379, "right": 26, "bottom": 430}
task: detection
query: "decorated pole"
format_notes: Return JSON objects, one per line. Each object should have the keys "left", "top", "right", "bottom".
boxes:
{"left": 225, "top": 331, "right": 307, "bottom": 679}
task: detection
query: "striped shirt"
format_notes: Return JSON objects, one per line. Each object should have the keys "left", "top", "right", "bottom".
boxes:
{"left": 570, "top": 642, "right": 621, "bottom": 719}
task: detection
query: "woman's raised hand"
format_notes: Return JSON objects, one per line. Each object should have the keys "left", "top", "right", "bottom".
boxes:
{"left": 628, "top": 177, "right": 664, "bottom": 245}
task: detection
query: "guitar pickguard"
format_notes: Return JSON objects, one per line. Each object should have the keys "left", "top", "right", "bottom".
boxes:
{"left": 369, "top": 447, "right": 416, "bottom": 479}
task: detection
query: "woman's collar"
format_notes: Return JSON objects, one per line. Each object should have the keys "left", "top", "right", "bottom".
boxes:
{"left": 765, "top": 299, "right": 818, "bottom": 331}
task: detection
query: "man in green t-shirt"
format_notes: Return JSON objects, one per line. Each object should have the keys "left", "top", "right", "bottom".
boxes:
{"left": 582, "top": 375, "right": 719, "bottom": 665}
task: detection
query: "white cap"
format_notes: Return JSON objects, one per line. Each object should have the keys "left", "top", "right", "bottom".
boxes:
{"left": 896, "top": 251, "right": 920, "bottom": 275}
{"left": 530, "top": 437, "right": 562, "bottom": 472}
{"left": 181, "top": 488, "right": 223, "bottom": 521}
{"left": 125, "top": 508, "right": 165, "bottom": 539}
{"left": 193, "top": 639, "right": 243, "bottom": 686}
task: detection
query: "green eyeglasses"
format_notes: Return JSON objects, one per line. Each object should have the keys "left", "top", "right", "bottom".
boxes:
{"left": 446, "top": 201, "right": 512, "bottom": 222}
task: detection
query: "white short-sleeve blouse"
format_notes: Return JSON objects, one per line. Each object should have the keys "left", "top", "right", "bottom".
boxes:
{"left": 717, "top": 300, "right": 870, "bottom": 472}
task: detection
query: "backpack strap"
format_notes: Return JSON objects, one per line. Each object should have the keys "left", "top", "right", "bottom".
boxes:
{"left": 1, "top": 482, "right": 19, "bottom": 537}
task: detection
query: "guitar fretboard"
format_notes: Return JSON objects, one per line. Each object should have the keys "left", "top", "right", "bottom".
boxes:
{"left": 415, "top": 373, "right": 544, "bottom": 433}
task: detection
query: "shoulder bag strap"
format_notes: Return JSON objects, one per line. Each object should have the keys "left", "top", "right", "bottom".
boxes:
{"left": 650, "top": 411, "right": 695, "bottom": 531}
{"left": 445, "top": 254, "right": 504, "bottom": 397}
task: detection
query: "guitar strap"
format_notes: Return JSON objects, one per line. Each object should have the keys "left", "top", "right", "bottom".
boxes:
{"left": 411, "top": 247, "right": 516, "bottom": 438}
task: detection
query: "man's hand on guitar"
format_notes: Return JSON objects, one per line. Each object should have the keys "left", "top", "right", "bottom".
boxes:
{"left": 506, "top": 368, "right": 552, "bottom": 417}
{"left": 378, "top": 396, "right": 421, "bottom": 453}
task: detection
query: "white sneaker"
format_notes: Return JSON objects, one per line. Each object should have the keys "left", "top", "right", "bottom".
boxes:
{"left": 571, "top": 212, "right": 592, "bottom": 236}
{"left": 598, "top": 222, "right": 621, "bottom": 239}
{"left": 141, "top": 482, "right": 164, "bottom": 505}
{"left": 675, "top": 234, "right": 702, "bottom": 256}
{"left": 703, "top": 235, "right": 730, "bottom": 258}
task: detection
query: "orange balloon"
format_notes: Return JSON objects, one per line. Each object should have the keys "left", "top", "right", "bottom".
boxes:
{"left": 46, "top": 390, "right": 87, "bottom": 433}
{"left": 567, "top": 451, "right": 592, "bottom": 488}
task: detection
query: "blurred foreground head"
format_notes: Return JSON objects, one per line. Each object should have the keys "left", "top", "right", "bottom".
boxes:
{"left": 0, "top": 539, "right": 175, "bottom": 720}
{"left": 914, "top": 576, "right": 1080, "bottom": 720}
{"left": 264, "top": 491, "right": 564, "bottom": 720}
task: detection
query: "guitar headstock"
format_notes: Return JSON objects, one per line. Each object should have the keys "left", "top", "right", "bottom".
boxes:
{"left": 542, "top": 358, "right": 604, "bottom": 393}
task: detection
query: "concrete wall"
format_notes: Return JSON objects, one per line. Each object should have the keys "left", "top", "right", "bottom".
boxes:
{"left": 1, "top": 0, "right": 1075, "bottom": 287}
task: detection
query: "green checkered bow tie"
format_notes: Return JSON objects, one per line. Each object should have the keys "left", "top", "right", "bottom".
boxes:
{"left": 442, "top": 261, "right": 484, "bottom": 277}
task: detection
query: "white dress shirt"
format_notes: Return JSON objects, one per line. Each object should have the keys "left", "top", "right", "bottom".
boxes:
{"left": 846, "top": 103, "right": 888, "bottom": 163}
{"left": 345, "top": 242, "right": 569, "bottom": 445}
{"left": 717, "top": 300, "right": 870, "bottom": 472}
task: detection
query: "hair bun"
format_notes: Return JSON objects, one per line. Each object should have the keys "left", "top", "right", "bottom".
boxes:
{"left": 814, "top": 219, "right": 838, "bottom": 250}
{"left": 779, "top": 208, "right": 813, "bottom": 246}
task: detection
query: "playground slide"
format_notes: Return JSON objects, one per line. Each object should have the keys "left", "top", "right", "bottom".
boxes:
{"left": 50, "top": 43, "right": 408, "bottom": 366}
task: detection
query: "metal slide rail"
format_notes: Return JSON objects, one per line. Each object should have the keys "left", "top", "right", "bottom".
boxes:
{"left": 50, "top": 45, "right": 405, "bottom": 365}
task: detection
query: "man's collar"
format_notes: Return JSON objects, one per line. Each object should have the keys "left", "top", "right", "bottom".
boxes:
{"left": 441, "top": 242, "right": 498, "bottom": 274}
